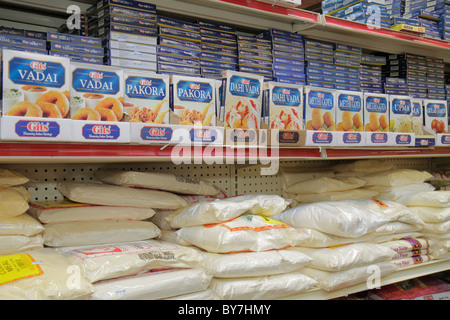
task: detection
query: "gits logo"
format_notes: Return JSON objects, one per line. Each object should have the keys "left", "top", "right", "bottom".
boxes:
{"left": 27, "top": 122, "right": 49, "bottom": 132}
{"left": 140, "top": 79, "right": 152, "bottom": 86}
{"left": 92, "top": 125, "right": 111, "bottom": 135}
{"left": 241, "top": 79, "right": 250, "bottom": 85}
{"left": 89, "top": 71, "right": 103, "bottom": 79}
{"left": 30, "top": 61, "right": 46, "bottom": 71}
{"left": 15, "top": 120, "right": 60, "bottom": 137}
{"left": 312, "top": 132, "right": 332, "bottom": 144}
{"left": 149, "top": 127, "right": 166, "bottom": 136}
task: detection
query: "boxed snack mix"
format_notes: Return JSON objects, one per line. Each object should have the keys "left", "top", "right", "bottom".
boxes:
{"left": 222, "top": 70, "right": 264, "bottom": 129}
{"left": 2, "top": 49, "right": 70, "bottom": 119}
{"left": 124, "top": 71, "right": 169, "bottom": 124}
{"left": 363, "top": 92, "right": 389, "bottom": 132}
{"left": 389, "top": 95, "right": 413, "bottom": 133}
{"left": 423, "top": 99, "right": 448, "bottom": 134}
{"left": 264, "top": 81, "right": 304, "bottom": 130}
{"left": 69, "top": 62, "right": 124, "bottom": 121}
{"left": 304, "top": 86, "right": 336, "bottom": 131}
{"left": 335, "top": 90, "right": 363, "bottom": 132}
{"left": 170, "top": 75, "right": 216, "bottom": 126}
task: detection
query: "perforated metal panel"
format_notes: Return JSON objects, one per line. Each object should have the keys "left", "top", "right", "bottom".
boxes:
{"left": 0, "top": 157, "right": 436, "bottom": 202}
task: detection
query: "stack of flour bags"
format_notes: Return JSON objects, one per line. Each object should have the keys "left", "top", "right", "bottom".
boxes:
{"left": 155, "top": 194, "right": 317, "bottom": 300}
{"left": 380, "top": 237, "right": 434, "bottom": 268}
{"left": 49, "top": 169, "right": 231, "bottom": 300}
{"left": 0, "top": 168, "right": 44, "bottom": 255}
{"left": 365, "top": 167, "right": 450, "bottom": 261}
{"left": 273, "top": 196, "right": 426, "bottom": 292}
{"left": 279, "top": 160, "right": 395, "bottom": 207}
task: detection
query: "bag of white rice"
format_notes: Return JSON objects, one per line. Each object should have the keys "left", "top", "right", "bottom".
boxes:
{"left": 176, "top": 214, "right": 304, "bottom": 253}
{"left": 360, "top": 169, "right": 433, "bottom": 187}
{"left": 168, "top": 194, "right": 290, "bottom": 229}
{"left": 29, "top": 199, "right": 155, "bottom": 224}
{"left": 43, "top": 220, "right": 161, "bottom": 247}
{"left": 294, "top": 188, "right": 378, "bottom": 203}
{"left": 273, "top": 199, "right": 394, "bottom": 238}
{"left": 0, "top": 214, "right": 44, "bottom": 236}
{"left": 301, "top": 261, "right": 398, "bottom": 292}
{"left": 331, "top": 159, "right": 395, "bottom": 173}
{"left": 91, "top": 268, "right": 212, "bottom": 300}
{"left": 422, "top": 220, "right": 450, "bottom": 234}
{"left": 380, "top": 238, "right": 430, "bottom": 253}
{"left": 57, "top": 182, "right": 188, "bottom": 209}
{"left": 292, "top": 243, "right": 396, "bottom": 272}
{"left": 159, "top": 229, "right": 192, "bottom": 246}
{"left": 409, "top": 206, "right": 450, "bottom": 223}
{"left": 0, "top": 187, "right": 30, "bottom": 217}
{"left": 210, "top": 272, "right": 317, "bottom": 300}
{"left": 200, "top": 249, "right": 312, "bottom": 278}
{"left": 58, "top": 240, "right": 204, "bottom": 283}
{"left": 286, "top": 176, "right": 367, "bottom": 195}
{"left": 380, "top": 190, "right": 450, "bottom": 208}
{"left": 0, "top": 169, "right": 29, "bottom": 187}
{"left": 0, "top": 249, "right": 94, "bottom": 300}
{"left": 95, "top": 169, "right": 220, "bottom": 196}
{"left": 280, "top": 167, "right": 334, "bottom": 189}
{"left": 0, "top": 235, "right": 44, "bottom": 255}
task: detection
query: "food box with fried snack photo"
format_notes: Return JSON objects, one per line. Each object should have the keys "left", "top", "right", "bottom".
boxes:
{"left": 1, "top": 49, "right": 73, "bottom": 141}
{"left": 170, "top": 75, "right": 216, "bottom": 126}
{"left": 335, "top": 90, "right": 363, "bottom": 132}
{"left": 123, "top": 71, "right": 169, "bottom": 124}
{"left": 304, "top": 86, "right": 336, "bottom": 132}
{"left": 222, "top": 70, "right": 264, "bottom": 130}
{"left": 363, "top": 92, "right": 390, "bottom": 133}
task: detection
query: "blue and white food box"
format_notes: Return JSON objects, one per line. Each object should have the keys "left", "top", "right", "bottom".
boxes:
{"left": 71, "top": 120, "right": 130, "bottom": 143}
{"left": 0, "top": 116, "right": 72, "bottom": 141}
{"left": 364, "top": 131, "right": 415, "bottom": 147}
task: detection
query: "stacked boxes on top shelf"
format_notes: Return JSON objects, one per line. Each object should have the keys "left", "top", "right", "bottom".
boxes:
{"left": 258, "top": 28, "right": 305, "bottom": 84}
{"left": 0, "top": 32, "right": 47, "bottom": 55}
{"left": 383, "top": 53, "right": 427, "bottom": 97}
{"left": 334, "top": 44, "right": 363, "bottom": 91}
{"left": 440, "top": 3, "right": 450, "bottom": 41}
{"left": 360, "top": 54, "right": 384, "bottom": 94}
{"left": 327, "top": 0, "right": 391, "bottom": 29}
{"left": 198, "top": 20, "right": 237, "bottom": 79}
{"left": 156, "top": 16, "right": 201, "bottom": 77}
{"left": 304, "top": 38, "right": 335, "bottom": 89}
{"left": 236, "top": 34, "right": 273, "bottom": 81}
{"left": 402, "top": 0, "right": 446, "bottom": 39}
{"left": 385, "top": 0, "right": 405, "bottom": 20}
{"left": 47, "top": 32, "right": 103, "bottom": 65}
{"left": 426, "top": 56, "right": 446, "bottom": 100}
{"left": 87, "top": 0, "right": 158, "bottom": 70}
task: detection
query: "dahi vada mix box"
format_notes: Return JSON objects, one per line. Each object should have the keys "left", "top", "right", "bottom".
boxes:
{"left": 69, "top": 62, "right": 124, "bottom": 122}
{"left": 123, "top": 71, "right": 169, "bottom": 124}
{"left": 170, "top": 75, "right": 216, "bottom": 126}
{"left": 304, "top": 86, "right": 336, "bottom": 131}
{"left": 389, "top": 95, "right": 413, "bottom": 133}
{"left": 264, "top": 81, "right": 304, "bottom": 130}
{"left": 335, "top": 90, "right": 363, "bottom": 132}
{"left": 222, "top": 70, "right": 264, "bottom": 129}
{"left": 363, "top": 92, "right": 389, "bottom": 132}
{"left": 2, "top": 49, "right": 70, "bottom": 119}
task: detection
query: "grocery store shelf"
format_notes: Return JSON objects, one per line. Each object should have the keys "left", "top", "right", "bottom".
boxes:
{"left": 282, "top": 258, "right": 450, "bottom": 300}
{"left": 1, "top": 142, "right": 450, "bottom": 163}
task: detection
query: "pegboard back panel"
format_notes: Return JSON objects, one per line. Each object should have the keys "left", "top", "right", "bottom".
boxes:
{"left": 0, "top": 157, "right": 438, "bottom": 202}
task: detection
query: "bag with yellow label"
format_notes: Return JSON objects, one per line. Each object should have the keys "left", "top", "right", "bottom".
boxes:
{"left": 176, "top": 214, "right": 305, "bottom": 253}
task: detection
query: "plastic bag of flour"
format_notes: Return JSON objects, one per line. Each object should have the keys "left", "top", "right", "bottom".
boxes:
{"left": 360, "top": 169, "right": 433, "bottom": 187}
{"left": 0, "top": 249, "right": 93, "bottom": 300}
{"left": 0, "top": 214, "right": 44, "bottom": 236}
{"left": 0, "top": 169, "right": 29, "bottom": 187}
{"left": 0, "top": 235, "right": 44, "bottom": 255}
{"left": 380, "top": 191, "right": 450, "bottom": 208}
{"left": 176, "top": 214, "right": 304, "bottom": 253}
{"left": 57, "top": 182, "right": 188, "bottom": 209}
{"left": 58, "top": 240, "right": 204, "bottom": 283}
{"left": 0, "top": 187, "right": 30, "bottom": 217}
{"left": 292, "top": 243, "right": 396, "bottom": 272}
{"left": 280, "top": 167, "right": 335, "bottom": 189}
{"left": 91, "top": 268, "right": 212, "bottom": 300}
{"left": 210, "top": 272, "right": 317, "bottom": 300}
{"left": 294, "top": 188, "right": 378, "bottom": 203}
{"left": 331, "top": 160, "right": 395, "bottom": 174}
{"left": 167, "top": 194, "right": 290, "bottom": 228}
{"left": 95, "top": 169, "right": 220, "bottom": 196}
{"left": 43, "top": 220, "right": 161, "bottom": 247}
{"left": 285, "top": 176, "right": 367, "bottom": 195}
{"left": 199, "top": 249, "right": 312, "bottom": 278}
{"left": 301, "top": 261, "right": 398, "bottom": 292}
{"left": 408, "top": 206, "right": 450, "bottom": 223}
{"left": 29, "top": 199, "right": 156, "bottom": 224}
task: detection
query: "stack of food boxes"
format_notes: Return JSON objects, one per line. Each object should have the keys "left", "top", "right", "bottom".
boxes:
{"left": 440, "top": 3, "right": 450, "bottom": 41}
{"left": 334, "top": 44, "right": 363, "bottom": 92}
{"left": 198, "top": 20, "right": 237, "bottom": 79}
{"left": 87, "top": 0, "right": 158, "bottom": 71}
{"left": 157, "top": 16, "right": 201, "bottom": 77}
{"left": 360, "top": 54, "right": 384, "bottom": 94}
{"left": 328, "top": 0, "right": 391, "bottom": 29}
{"left": 258, "top": 28, "right": 305, "bottom": 84}
{"left": 426, "top": 57, "right": 446, "bottom": 100}
{"left": 47, "top": 32, "right": 103, "bottom": 65}
{"left": 304, "top": 39, "right": 335, "bottom": 89}
{"left": 0, "top": 33, "right": 47, "bottom": 55}
{"left": 236, "top": 34, "right": 272, "bottom": 80}
{"left": 386, "top": 0, "right": 405, "bottom": 20}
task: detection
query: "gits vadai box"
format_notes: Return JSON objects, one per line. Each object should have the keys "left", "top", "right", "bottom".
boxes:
{"left": 69, "top": 62, "right": 124, "bottom": 122}
{"left": 2, "top": 49, "right": 70, "bottom": 119}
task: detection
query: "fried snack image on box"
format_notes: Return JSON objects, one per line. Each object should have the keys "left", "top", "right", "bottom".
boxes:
{"left": 267, "top": 82, "right": 304, "bottom": 130}
{"left": 124, "top": 72, "right": 170, "bottom": 124}
{"left": 335, "top": 91, "right": 363, "bottom": 132}
{"left": 304, "top": 86, "right": 336, "bottom": 131}
{"left": 226, "top": 97, "right": 259, "bottom": 129}
{"left": 305, "top": 109, "right": 334, "bottom": 131}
